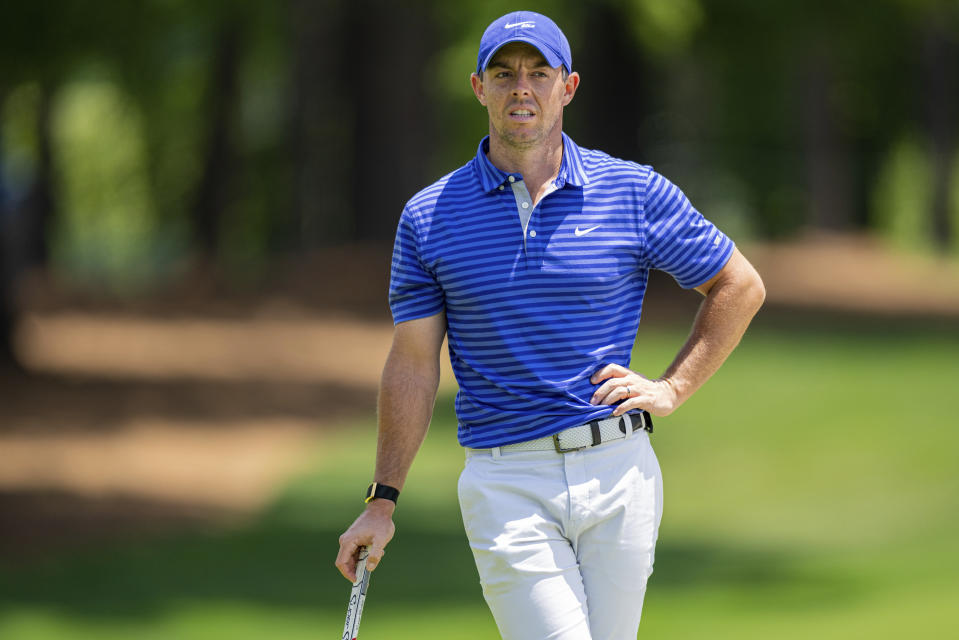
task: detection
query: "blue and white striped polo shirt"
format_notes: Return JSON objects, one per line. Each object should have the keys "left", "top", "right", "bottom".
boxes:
{"left": 389, "top": 133, "right": 734, "bottom": 448}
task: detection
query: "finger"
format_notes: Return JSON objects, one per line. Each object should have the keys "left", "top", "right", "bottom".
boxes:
{"left": 590, "top": 363, "right": 628, "bottom": 384}
{"left": 366, "top": 542, "right": 387, "bottom": 572}
{"left": 613, "top": 396, "right": 646, "bottom": 416}
{"left": 335, "top": 538, "right": 361, "bottom": 582}
{"left": 590, "top": 363, "right": 627, "bottom": 385}
{"left": 590, "top": 377, "right": 631, "bottom": 405}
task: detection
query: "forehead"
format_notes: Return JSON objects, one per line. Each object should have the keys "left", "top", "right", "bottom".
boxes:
{"left": 487, "top": 42, "right": 550, "bottom": 67}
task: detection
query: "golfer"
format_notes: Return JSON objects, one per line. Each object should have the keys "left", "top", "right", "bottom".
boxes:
{"left": 336, "top": 10, "right": 765, "bottom": 639}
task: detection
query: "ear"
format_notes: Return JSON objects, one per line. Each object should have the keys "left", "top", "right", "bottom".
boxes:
{"left": 561, "top": 71, "right": 580, "bottom": 107}
{"left": 470, "top": 72, "right": 487, "bottom": 106}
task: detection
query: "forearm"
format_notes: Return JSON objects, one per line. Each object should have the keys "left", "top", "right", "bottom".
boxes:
{"left": 372, "top": 346, "right": 440, "bottom": 493}
{"left": 661, "top": 261, "right": 765, "bottom": 406}
{"left": 335, "top": 318, "right": 444, "bottom": 580}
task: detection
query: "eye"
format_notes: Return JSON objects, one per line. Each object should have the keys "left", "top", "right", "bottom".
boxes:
{"left": 495, "top": 71, "right": 512, "bottom": 79}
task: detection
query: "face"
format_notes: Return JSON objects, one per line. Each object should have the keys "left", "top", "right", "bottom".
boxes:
{"left": 470, "top": 42, "right": 579, "bottom": 150}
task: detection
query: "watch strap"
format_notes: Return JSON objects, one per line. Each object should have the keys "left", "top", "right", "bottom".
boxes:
{"left": 365, "top": 482, "right": 400, "bottom": 505}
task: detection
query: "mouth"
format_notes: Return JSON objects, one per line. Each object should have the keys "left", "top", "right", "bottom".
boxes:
{"left": 508, "top": 107, "right": 536, "bottom": 121}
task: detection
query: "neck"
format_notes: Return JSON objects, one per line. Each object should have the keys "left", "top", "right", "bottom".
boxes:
{"left": 487, "top": 128, "right": 564, "bottom": 198}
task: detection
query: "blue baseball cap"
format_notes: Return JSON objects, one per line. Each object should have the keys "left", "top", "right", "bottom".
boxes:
{"left": 476, "top": 11, "right": 572, "bottom": 75}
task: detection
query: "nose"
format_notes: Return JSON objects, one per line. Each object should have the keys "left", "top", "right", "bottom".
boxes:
{"left": 511, "top": 75, "right": 531, "bottom": 96}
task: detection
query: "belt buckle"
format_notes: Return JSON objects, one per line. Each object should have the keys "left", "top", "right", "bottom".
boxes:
{"left": 553, "top": 432, "right": 588, "bottom": 453}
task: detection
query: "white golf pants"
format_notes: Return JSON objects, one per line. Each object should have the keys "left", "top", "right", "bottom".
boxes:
{"left": 458, "top": 429, "right": 663, "bottom": 640}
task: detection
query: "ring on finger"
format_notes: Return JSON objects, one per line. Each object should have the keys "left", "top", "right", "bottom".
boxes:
{"left": 625, "top": 385, "right": 631, "bottom": 398}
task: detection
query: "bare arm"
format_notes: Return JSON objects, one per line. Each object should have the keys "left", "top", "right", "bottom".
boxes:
{"left": 591, "top": 248, "right": 765, "bottom": 416}
{"left": 335, "top": 311, "right": 447, "bottom": 581}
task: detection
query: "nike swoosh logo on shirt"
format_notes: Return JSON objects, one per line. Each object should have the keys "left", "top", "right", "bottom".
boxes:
{"left": 574, "top": 225, "right": 601, "bottom": 237}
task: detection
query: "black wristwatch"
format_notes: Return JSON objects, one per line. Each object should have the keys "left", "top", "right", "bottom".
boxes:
{"left": 365, "top": 482, "right": 400, "bottom": 505}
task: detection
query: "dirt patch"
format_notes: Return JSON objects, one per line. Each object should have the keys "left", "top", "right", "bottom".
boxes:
{"left": 747, "top": 232, "right": 959, "bottom": 317}
{"left": 0, "top": 419, "right": 321, "bottom": 510}
{"left": 0, "top": 372, "right": 376, "bottom": 433}
{"left": 13, "top": 313, "right": 397, "bottom": 386}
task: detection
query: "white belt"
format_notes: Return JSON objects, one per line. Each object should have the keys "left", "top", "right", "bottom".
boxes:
{"left": 483, "top": 411, "right": 654, "bottom": 454}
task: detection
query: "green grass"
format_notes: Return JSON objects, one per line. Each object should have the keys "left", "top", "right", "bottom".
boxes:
{"left": 1, "top": 316, "right": 957, "bottom": 638}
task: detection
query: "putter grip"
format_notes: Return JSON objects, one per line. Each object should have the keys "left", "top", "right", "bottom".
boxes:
{"left": 342, "top": 546, "right": 370, "bottom": 640}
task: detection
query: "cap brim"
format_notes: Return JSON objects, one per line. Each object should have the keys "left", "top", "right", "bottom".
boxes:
{"left": 479, "top": 36, "right": 565, "bottom": 73}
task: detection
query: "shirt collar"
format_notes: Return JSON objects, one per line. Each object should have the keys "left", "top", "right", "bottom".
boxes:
{"left": 473, "top": 132, "right": 590, "bottom": 194}
{"left": 558, "top": 132, "right": 589, "bottom": 188}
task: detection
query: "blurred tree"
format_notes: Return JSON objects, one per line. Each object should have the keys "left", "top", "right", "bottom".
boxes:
{"left": 110, "top": 1, "right": 208, "bottom": 276}
{"left": 18, "top": 84, "right": 56, "bottom": 270}
{"left": 568, "top": 1, "right": 649, "bottom": 162}
{"left": 920, "top": 8, "right": 958, "bottom": 252}
{"left": 801, "top": 43, "right": 854, "bottom": 231}
{"left": 686, "top": 0, "right": 925, "bottom": 237}
{"left": 346, "top": 0, "right": 437, "bottom": 243}
{"left": 1, "top": 0, "right": 956, "bottom": 304}
{"left": 0, "top": 287, "right": 14, "bottom": 370}
{"left": 0, "top": 0, "right": 71, "bottom": 369}
{"left": 287, "top": 0, "right": 351, "bottom": 248}
{"left": 873, "top": 133, "right": 932, "bottom": 249}
{"left": 684, "top": 0, "right": 799, "bottom": 236}
{"left": 192, "top": 11, "right": 244, "bottom": 265}
{"left": 0, "top": 1, "right": 63, "bottom": 278}
{"left": 0, "top": 85, "right": 18, "bottom": 371}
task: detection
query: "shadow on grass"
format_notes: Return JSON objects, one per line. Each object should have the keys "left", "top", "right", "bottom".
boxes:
{"left": 0, "top": 372, "right": 374, "bottom": 433}
{"left": 0, "top": 507, "right": 478, "bottom": 619}
{"left": 652, "top": 542, "right": 862, "bottom": 611}
{"left": 0, "top": 494, "right": 865, "bottom": 622}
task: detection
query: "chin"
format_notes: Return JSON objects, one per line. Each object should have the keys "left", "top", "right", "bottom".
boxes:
{"left": 503, "top": 129, "right": 543, "bottom": 146}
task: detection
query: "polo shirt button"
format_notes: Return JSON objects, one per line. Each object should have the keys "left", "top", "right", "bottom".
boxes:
{"left": 529, "top": 229, "right": 536, "bottom": 237}
{"left": 509, "top": 176, "right": 516, "bottom": 183}
{"left": 498, "top": 185, "right": 504, "bottom": 190}
{"left": 521, "top": 202, "right": 529, "bottom": 209}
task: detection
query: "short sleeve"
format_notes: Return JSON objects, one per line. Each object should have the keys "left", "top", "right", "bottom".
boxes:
{"left": 388, "top": 208, "right": 446, "bottom": 324}
{"left": 644, "top": 170, "right": 734, "bottom": 289}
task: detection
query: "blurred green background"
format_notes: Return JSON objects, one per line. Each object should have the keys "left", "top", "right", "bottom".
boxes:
{"left": 1, "top": 1, "right": 958, "bottom": 639}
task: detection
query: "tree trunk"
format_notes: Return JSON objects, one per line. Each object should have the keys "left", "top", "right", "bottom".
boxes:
{"left": 0, "top": 85, "right": 21, "bottom": 371}
{"left": 921, "top": 14, "right": 958, "bottom": 252}
{"left": 192, "top": 14, "right": 242, "bottom": 260}
{"left": 346, "top": 0, "right": 436, "bottom": 243}
{"left": 20, "top": 84, "right": 56, "bottom": 269}
{"left": 569, "top": 3, "right": 647, "bottom": 161}
{"left": 0, "top": 252, "right": 17, "bottom": 370}
{"left": 802, "top": 47, "right": 853, "bottom": 230}
{"left": 288, "top": 0, "right": 351, "bottom": 249}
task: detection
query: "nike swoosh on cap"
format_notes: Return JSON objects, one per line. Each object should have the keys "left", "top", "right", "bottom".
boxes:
{"left": 504, "top": 22, "right": 535, "bottom": 29}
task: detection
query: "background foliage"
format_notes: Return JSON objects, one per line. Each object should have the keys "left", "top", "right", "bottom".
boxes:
{"left": 2, "top": 1, "right": 958, "bottom": 316}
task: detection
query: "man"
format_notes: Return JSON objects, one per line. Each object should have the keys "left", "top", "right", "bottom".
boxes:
{"left": 336, "top": 10, "right": 765, "bottom": 639}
